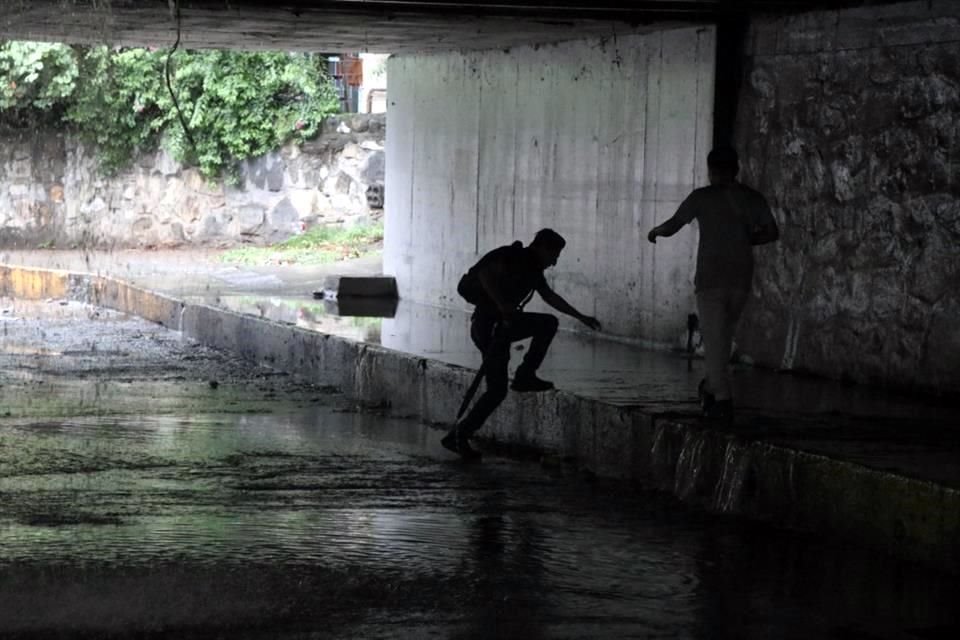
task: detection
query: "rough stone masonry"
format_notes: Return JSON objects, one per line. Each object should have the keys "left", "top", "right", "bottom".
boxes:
{"left": 0, "top": 113, "right": 385, "bottom": 249}
{"left": 734, "top": 2, "right": 960, "bottom": 395}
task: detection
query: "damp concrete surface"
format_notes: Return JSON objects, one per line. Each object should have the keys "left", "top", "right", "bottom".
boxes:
{"left": 0, "top": 298, "right": 958, "bottom": 639}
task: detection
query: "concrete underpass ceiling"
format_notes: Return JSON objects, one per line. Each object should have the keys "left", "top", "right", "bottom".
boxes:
{"left": 2, "top": 0, "right": 887, "bottom": 54}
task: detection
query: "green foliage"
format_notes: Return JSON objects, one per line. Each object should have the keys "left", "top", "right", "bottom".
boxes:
{"left": 281, "top": 220, "right": 384, "bottom": 250}
{"left": 0, "top": 41, "right": 78, "bottom": 127}
{"left": 0, "top": 41, "right": 340, "bottom": 177}
{"left": 65, "top": 46, "right": 171, "bottom": 173}
{"left": 219, "top": 221, "right": 384, "bottom": 266}
{"left": 162, "top": 50, "right": 339, "bottom": 180}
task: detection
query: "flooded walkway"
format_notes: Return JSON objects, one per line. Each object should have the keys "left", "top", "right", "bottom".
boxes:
{"left": 1, "top": 299, "right": 959, "bottom": 638}
{"left": 2, "top": 251, "right": 959, "bottom": 577}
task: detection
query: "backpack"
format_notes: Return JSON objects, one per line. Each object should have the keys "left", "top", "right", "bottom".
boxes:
{"left": 457, "top": 241, "right": 523, "bottom": 305}
{"left": 457, "top": 267, "right": 485, "bottom": 305}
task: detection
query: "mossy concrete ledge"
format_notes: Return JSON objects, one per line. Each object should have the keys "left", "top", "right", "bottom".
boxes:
{"left": 2, "top": 263, "right": 957, "bottom": 575}
{"left": 88, "top": 276, "right": 185, "bottom": 330}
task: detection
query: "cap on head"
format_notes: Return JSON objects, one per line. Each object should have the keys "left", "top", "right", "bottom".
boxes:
{"left": 707, "top": 147, "right": 739, "bottom": 175}
{"left": 531, "top": 228, "right": 566, "bottom": 252}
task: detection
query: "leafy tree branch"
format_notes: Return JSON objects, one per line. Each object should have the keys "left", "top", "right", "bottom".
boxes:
{"left": 0, "top": 40, "right": 340, "bottom": 179}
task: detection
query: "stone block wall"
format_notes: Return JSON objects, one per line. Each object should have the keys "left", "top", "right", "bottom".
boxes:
{"left": 0, "top": 113, "right": 385, "bottom": 249}
{"left": 734, "top": 1, "right": 960, "bottom": 394}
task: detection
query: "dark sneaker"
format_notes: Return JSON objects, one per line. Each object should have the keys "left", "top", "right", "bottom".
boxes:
{"left": 697, "top": 378, "right": 716, "bottom": 415}
{"left": 511, "top": 373, "right": 555, "bottom": 392}
{"left": 440, "top": 428, "right": 482, "bottom": 461}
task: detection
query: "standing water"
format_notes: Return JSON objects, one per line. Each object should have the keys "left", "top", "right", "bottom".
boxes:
{"left": 0, "top": 299, "right": 958, "bottom": 638}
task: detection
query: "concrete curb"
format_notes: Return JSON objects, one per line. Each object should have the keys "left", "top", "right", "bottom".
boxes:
{"left": 2, "top": 263, "right": 957, "bottom": 575}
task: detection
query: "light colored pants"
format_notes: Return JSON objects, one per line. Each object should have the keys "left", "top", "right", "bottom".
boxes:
{"left": 696, "top": 288, "right": 749, "bottom": 401}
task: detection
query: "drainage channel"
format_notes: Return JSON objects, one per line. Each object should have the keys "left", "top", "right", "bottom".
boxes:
{"left": 0, "top": 298, "right": 958, "bottom": 638}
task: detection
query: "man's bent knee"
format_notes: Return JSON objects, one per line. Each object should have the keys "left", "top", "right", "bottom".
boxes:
{"left": 539, "top": 314, "right": 559, "bottom": 336}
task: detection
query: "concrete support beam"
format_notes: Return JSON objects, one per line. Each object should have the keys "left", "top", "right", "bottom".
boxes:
{"left": 385, "top": 27, "right": 715, "bottom": 345}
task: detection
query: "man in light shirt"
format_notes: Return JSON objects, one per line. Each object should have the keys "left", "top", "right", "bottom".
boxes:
{"left": 647, "top": 147, "right": 779, "bottom": 424}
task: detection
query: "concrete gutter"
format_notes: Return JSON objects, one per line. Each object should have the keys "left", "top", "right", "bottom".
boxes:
{"left": 3, "top": 263, "right": 957, "bottom": 575}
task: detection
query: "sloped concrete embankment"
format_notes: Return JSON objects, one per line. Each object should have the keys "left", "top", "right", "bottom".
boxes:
{"left": 2, "top": 263, "right": 957, "bottom": 576}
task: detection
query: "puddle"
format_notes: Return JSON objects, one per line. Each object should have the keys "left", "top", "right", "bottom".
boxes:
{"left": 0, "top": 410, "right": 957, "bottom": 638}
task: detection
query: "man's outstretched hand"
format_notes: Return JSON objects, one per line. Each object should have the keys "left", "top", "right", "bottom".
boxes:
{"left": 580, "top": 315, "right": 602, "bottom": 331}
{"left": 647, "top": 227, "right": 659, "bottom": 243}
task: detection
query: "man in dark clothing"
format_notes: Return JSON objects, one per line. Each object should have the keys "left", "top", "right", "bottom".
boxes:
{"left": 442, "top": 228, "right": 602, "bottom": 460}
{"left": 647, "top": 147, "right": 779, "bottom": 424}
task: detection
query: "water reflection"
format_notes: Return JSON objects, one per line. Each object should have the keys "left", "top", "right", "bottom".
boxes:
{"left": 0, "top": 410, "right": 957, "bottom": 637}
{"left": 190, "top": 294, "right": 383, "bottom": 343}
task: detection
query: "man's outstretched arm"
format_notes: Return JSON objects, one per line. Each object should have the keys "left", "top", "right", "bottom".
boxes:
{"left": 647, "top": 216, "right": 686, "bottom": 243}
{"left": 538, "top": 286, "right": 602, "bottom": 331}
{"left": 647, "top": 195, "right": 696, "bottom": 243}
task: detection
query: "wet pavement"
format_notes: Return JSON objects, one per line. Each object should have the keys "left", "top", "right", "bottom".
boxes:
{"left": 2, "top": 251, "right": 960, "bottom": 574}
{"left": 0, "top": 249, "right": 382, "bottom": 298}
{"left": 2, "top": 251, "right": 959, "bottom": 510}
{"left": 2, "top": 300, "right": 959, "bottom": 639}
{"left": 0, "top": 298, "right": 327, "bottom": 420}
{"left": 194, "top": 290, "right": 960, "bottom": 491}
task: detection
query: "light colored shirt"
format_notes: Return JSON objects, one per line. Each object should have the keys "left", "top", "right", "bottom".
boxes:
{"left": 673, "top": 182, "right": 775, "bottom": 292}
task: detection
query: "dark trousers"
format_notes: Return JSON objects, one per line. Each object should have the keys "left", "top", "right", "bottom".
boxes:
{"left": 458, "top": 309, "right": 559, "bottom": 437}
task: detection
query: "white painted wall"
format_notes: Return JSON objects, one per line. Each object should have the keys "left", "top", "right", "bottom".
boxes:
{"left": 384, "top": 26, "right": 715, "bottom": 344}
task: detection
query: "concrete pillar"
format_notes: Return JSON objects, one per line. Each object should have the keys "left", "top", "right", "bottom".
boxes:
{"left": 385, "top": 26, "right": 715, "bottom": 345}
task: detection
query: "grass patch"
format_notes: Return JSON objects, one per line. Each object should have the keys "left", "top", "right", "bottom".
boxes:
{"left": 218, "top": 221, "right": 384, "bottom": 266}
